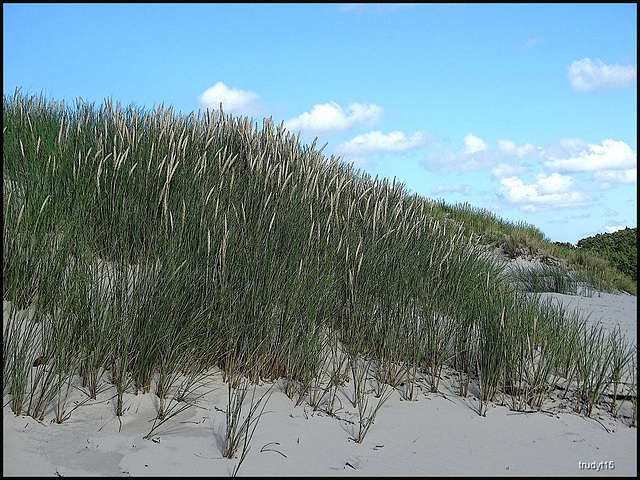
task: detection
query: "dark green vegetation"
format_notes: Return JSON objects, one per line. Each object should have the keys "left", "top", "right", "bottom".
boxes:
{"left": 3, "top": 91, "right": 636, "bottom": 435}
{"left": 431, "top": 202, "right": 636, "bottom": 296}
{"left": 576, "top": 228, "right": 637, "bottom": 283}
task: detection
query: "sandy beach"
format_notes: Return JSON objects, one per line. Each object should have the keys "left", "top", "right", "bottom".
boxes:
{"left": 3, "top": 284, "right": 637, "bottom": 477}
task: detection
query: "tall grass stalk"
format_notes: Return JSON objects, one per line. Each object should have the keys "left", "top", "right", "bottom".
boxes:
{"left": 608, "top": 328, "right": 633, "bottom": 417}
{"left": 351, "top": 383, "right": 392, "bottom": 444}
{"left": 223, "top": 375, "right": 272, "bottom": 461}
{"left": 628, "top": 352, "right": 637, "bottom": 428}
{"left": 575, "top": 325, "right": 614, "bottom": 417}
{"left": 4, "top": 304, "right": 40, "bottom": 415}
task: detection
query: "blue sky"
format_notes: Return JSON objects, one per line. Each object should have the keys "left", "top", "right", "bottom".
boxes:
{"left": 3, "top": 3, "right": 637, "bottom": 243}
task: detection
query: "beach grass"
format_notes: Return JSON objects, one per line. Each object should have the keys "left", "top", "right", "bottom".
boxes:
{"left": 2, "top": 90, "right": 636, "bottom": 449}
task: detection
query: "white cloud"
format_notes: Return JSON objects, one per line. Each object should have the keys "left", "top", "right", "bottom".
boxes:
{"left": 497, "top": 139, "right": 535, "bottom": 158}
{"left": 431, "top": 184, "right": 471, "bottom": 195}
{"left": 542, "top": 139, "right": 636, "bottom": 173}
{"left": 567, "top": 58, "right": 637, "bottom": 92}
{"left": 284, "top": 102, "right": 382, "bottom": 134}
{"left": 499, "top": 174, "right": 591, "bottom": 211}
{"left": 425, "top": 134, "right": 536, "bottom": 173}
{"left": 557, "top": 137, "right": 586, "bottom": 149}
{"left": 542, "top": 137, "right": 588, "bottom": 158}
{"left": 336, "top": 130, "right": 425, "bottom": 156}
{"left": 535, "top": 172, "right": 574, "bottom": 194}
{"left": 199, "top": 82, "right": 262, "bottom": 116}
{"left": 593, "top": 168, "right": 637, "bottom": 190}
{"left": 500, "top": 177, "right": 537, "bottom": 203}
{"left": 491, "top": 163, "right": 528, "bottom": 179}
{"left": 593, "top": 168, "right": 637, "bottom": 186}
{"left": 523, "top": 37, "right": 545, "bottom": 48}
{"left": 461, "top": 133, "right": 489, "bottom": 154}
{"left": 604, "top": 225, "right": 626, "bottom": 233}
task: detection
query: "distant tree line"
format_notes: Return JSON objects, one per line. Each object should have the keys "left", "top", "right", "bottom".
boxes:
{"left": 553, "top": 241, "right": 576, "bottom": 250}
{"left": 572, "top": 227, "right": 637, "bottom": 282}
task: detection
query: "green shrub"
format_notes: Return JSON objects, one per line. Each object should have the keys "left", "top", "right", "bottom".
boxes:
{"left": 577, "top": 228, "right": 637, "bottom": 282}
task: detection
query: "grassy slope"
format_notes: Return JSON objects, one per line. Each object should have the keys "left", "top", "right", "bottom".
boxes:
{"left": 2, "top": 91, "right": 636, "bottom": 429}
{"left": 428, "top": 200, "right": 637, "bottom": 296}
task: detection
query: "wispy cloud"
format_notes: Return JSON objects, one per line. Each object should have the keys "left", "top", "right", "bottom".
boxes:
{"left": 431, "top": 183, "right": 471, "bottom": 196}
{"left": 497, "top": 139, "right": 535, "bottom": 158}
{"left": 199, "top": 82, "right": 265, "bottom": 116}
{"left": 523, "top": 36, "right": 545, "bottom": 48}
{"left": 604, "top": 225, "right": 626, "bottom": 233}
{"left": 567, "top": 58, "right": 637, "bottom": 92}
{"left": 284, "top": 102, "right": 382, "bottom": 134}
{"left": 491, "top": 163, "right": 528, "bottom": 179}
{"left": 423, "top": 133, "right": 534, "bottom": 173}
{"left": 339, "top": 3, "right": 365, "bottom": 12}
{"left": 336, "top": 130, "right": 426, "bottom": 157}
{"left": 593, "top": 168, "right": 637, "bottom": 187}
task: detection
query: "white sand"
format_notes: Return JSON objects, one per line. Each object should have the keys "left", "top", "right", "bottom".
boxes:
{"left": 536, "top": 291, "right": 637, "bottom": 346}
{"left": 3, "top": 279, "right": 637, "bottom": 476}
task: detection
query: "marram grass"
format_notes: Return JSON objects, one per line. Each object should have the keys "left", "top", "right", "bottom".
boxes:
{"left": 3, "top": 91, "right": 636, "bottom": 450}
